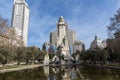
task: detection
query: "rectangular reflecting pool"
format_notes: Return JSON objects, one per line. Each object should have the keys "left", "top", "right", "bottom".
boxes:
{"left": 0, "top": 65, "right": 120, "bottom": 80}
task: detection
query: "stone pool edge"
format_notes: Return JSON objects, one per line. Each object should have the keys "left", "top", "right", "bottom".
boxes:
{"left": 0, "top": 64, "right": 48, "bottom": 73}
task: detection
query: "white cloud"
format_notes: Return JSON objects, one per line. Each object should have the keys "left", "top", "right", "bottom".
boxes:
{"left": 1, "top": 0, "right": 120, "bottom": 49}
{"left": 28, "top": 0, "right": 120, "bottom": 48}
{"left": 28, "top": 9, "right": 58, "bottom": 47}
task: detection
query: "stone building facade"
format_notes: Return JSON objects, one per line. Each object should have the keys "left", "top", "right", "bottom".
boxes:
{"left": 73, "top": 40, "right": 85, "bottom": 53}
{"left": 90, "top": 36, "right": 106, "bottom": 50}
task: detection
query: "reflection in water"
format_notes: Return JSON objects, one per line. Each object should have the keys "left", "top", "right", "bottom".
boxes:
{"left": 0, "top": 67, "right": 47, "bottom": 80}
{"left": 49, "top": 66, "right": 120, "bottom": 80}
{"left": 49, "top": 66, "right": 78, "bottom": 80}
{"left": 44, "top": 66, "right": 49, "bottom": 78}
{"left": 0, "top": 65, "right": 120, "bottom": 80}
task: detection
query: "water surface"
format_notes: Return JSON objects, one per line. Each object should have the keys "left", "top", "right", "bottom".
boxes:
{"left": 0, "top": 65, "right": 120, "bottom": 80}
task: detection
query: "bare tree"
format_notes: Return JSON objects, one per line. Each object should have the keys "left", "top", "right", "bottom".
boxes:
{"left": 0, "top": 15, "right": 9, "bottom": 34}
{"left": 0, "top": 15, "right": 10, "bottom": 48}
{"left": 107, "top": 8, "right": 120, "bottom": 65}
{"left": 107, "top": 8, "right": 120, "bottom": 38}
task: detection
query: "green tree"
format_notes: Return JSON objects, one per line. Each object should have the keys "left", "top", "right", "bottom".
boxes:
{"left": 0, "top": 54, "right": 6, "bottom": 67}
{"left": 0, "top": 47, "right": 12, "bottom": 67}
{"left": 14, "top": 47, "right": 27, "bottom": 65}
{"left": 93, "top": 48, "right": 108, "bottom": 64}
{"left": 80, "top": 50, "right": 92, "bottom": 63}
{"left": 80, "top": 48, "right": 108, "bottom": 64}
{"left": 34, "top": 50, "right": 45, "bottom": 63}
{"left": 26, "top": 47, "right": 46, "bottom": 64}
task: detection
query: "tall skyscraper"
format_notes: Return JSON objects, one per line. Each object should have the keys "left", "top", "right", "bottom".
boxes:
{"left": 11, "top": 0, "right": 29, "bottom": 46}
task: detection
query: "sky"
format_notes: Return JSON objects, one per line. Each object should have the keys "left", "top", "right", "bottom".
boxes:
{"left": 0, "top": 0, "right": 120, "bottom": 49}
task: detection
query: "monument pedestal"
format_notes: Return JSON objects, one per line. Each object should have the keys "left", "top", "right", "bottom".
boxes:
{"left": 44, "top": 53, "right": 49, "bottom": 65}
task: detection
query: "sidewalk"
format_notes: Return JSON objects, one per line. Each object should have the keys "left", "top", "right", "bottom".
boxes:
{"left": 0, "top": 64, "right": 46, "bottom": 73}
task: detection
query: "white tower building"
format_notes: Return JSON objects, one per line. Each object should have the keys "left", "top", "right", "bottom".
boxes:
{"left": 57, "top": 16, "right": 67, "bottom": 45}
{"left": 90, "top": 36, "right": 106, "bottom": 50}
{"left": 11, "top": 0, "right": 29, "bottom": 46}
{"left": 49, "top": 16, "right": 85, "bottom": 61}
{"left": 50, "top": 18, "right": 76, "bottom": 47}
{"left": 56, "top": 16, "right": 70, "bottom": 59}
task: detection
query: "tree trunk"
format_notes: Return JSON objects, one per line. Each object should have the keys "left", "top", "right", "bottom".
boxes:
{"left": 2, "top": 64, "right": 5, "bottom": 67}
{"left": 34, "top": 59, "right": 35, "bottom": 64}
{"left": 26, "top": 60, "right": 29, "bottom": 65}
{"left": 17, "top": 61, "right": 20, "bottom": 65}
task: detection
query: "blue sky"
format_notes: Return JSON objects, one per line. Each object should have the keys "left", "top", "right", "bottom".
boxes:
{"left": 0, "top": 0, "right": 120, "bottom": 49}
